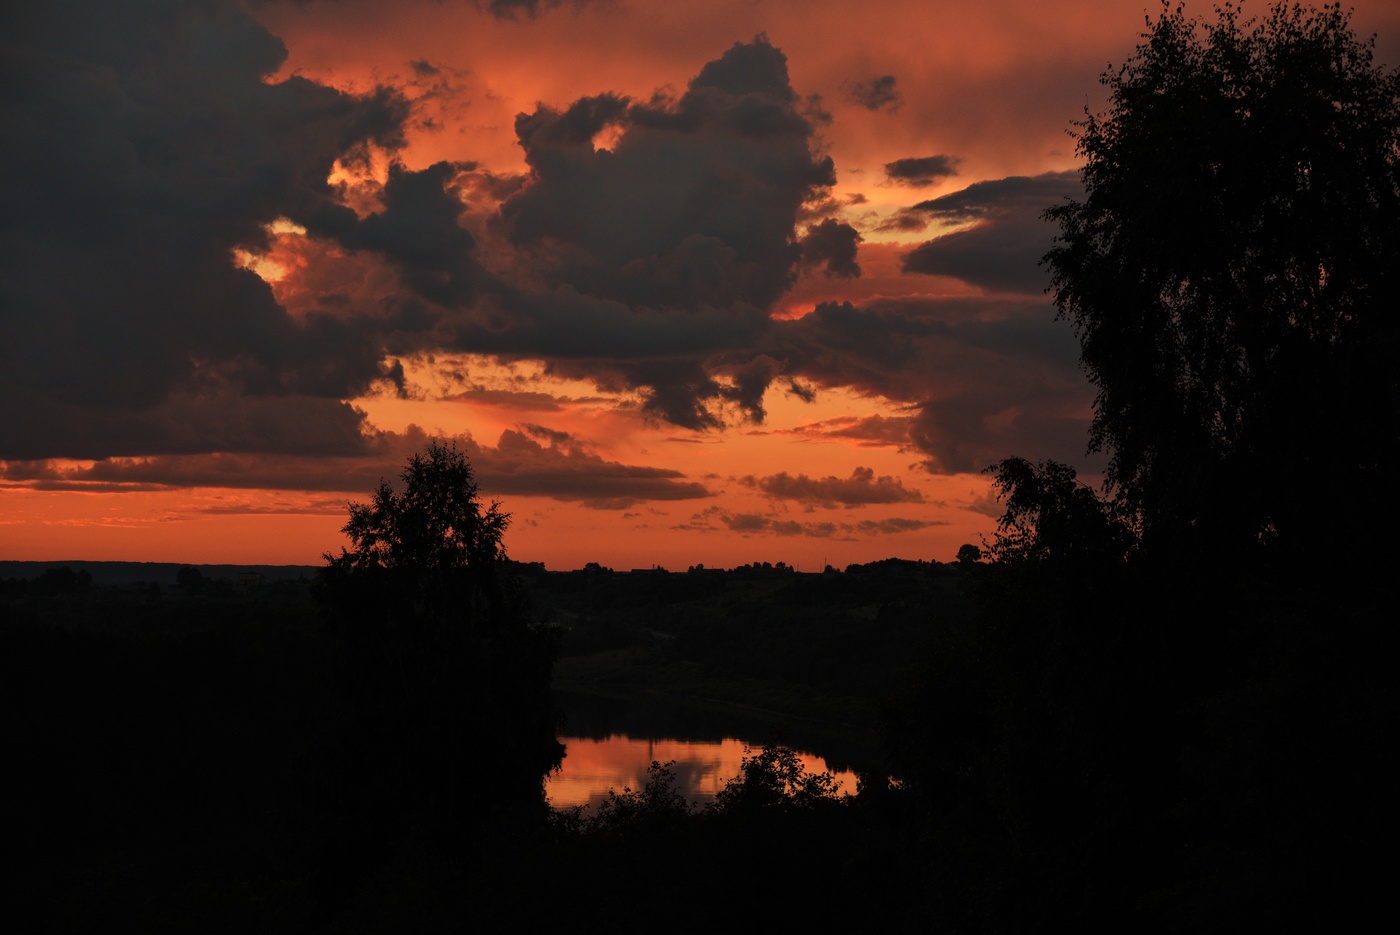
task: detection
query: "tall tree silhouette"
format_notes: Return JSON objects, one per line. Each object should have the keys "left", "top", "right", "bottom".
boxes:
{"left": 1043, "top": 2, "right": 1400, "bottom": 572}
{"left": 899, "top": 7, "right": 1400, "bottom": 926}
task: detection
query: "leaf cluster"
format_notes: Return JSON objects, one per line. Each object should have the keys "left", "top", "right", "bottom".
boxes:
{"left": 322, "top": 441, "right": 513, "bottom": 628}
{"left": 574, "top": 744, "right": 844, "bottom": 838}
{"left": 985, "top": 457, "right": 1134, "bottom": 570}
{"left": 1044, "top": 1, "right": 1400, "bottom": 563}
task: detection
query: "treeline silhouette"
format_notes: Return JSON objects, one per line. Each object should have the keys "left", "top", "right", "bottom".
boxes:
{"left": 5, "top": 530, "right": 944, "bottom": 929}
{"left": 5, "top": 500, "right": 1389, "bottom": 929}
{"left": 536, "top": 557, "right": 968, "bottom": 728}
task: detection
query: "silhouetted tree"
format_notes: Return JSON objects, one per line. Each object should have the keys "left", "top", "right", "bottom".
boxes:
{"left": 1044, "top": 2, "right": 1400, "bottom": 572}
{"left": 711, "top": 745, "right": 842, "bottom": 815}
{"left": 326, "top": 441, "right": 511, "bottom": 626}
{"left": 985, "top": 457, "right": 1132, "bottom": 575}
{"left": 176, "top": 566, "right": 205, "bottom": 591}
{"left": 320, "top": 442, "right": 561, "bottom": 824}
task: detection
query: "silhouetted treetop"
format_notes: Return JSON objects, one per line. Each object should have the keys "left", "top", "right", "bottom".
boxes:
{"left": 986, "top": 457, "right": 1133, "bottom": 572}
{"left": 324, "top": 440, "right": 512, "bottom": 624}
{"left": 333, "top": 442, "right": 507, "bottom": 574}
{"left": 1044, "top": 2, "right": 1400, "bottom": 567}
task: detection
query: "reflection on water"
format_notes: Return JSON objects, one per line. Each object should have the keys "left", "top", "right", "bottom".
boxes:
{"left": 546, "top": 734, "right": 858, "bottom": 809}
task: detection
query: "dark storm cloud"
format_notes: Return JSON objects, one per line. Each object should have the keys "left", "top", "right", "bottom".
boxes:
{"left": 303, "top": 160, "right": 486, "bottom": 309}
{"left": 899, "top": 171, "right": 1081, "bottom": 293}
{"left": 884, "top": 155, "right": 960, "bottom": 187}
{"left": 800, "top": 219, "right": 863, "bottom": 279}
{"left": 0, "top": 0, "right": 413, "bottom": 459}
{"left": 2, "top": 2, "right": 1094, "bottom": 496}
{"left": 0, "top": 392, "right": 380, "bottom": 463}
{"left": 1, "top": 425, "right": 712, "bottom": 507}
{"left": 773, "top": 295, "right": 1094, "bottom": 474}
{"left": 2, "top": 9, "right": 867, "bottom": 464}
{"left": 743, "top": 466, "right": 923, "bottom": 507}
{"left": 478, "top": 36, "right": 835, "bottom": 427}
{"left": 498, "top": 38, "right": 833, "bottom": 312}
{"left": 848, "top": 75, "right": 901, "bottom": 111}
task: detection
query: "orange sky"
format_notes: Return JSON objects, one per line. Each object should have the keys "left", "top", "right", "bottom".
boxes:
{"left": 5, "top": 0, "right": 1399, "bottom": 570}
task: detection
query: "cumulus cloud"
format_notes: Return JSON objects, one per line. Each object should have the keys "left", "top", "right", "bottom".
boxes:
{"left": 1, "top": 0, "right": 413, "bottom": 460}
{"left": 305, "top": 160, "right": 486, "bottom": 309}
{"left": 898, "top": 171, "right": 1082, "bottom": 293}
{"left": 497, "top": 39, "right": 832, "bottom": 313}
{"left": 884, "top": 155, "right": 960, "bottom": 187}
{"left": 848, "top": 75, "right": 901, "bottom": 112}
{"left": 799, "top": 219, "right": 862, "bottom": 279}
{"left": 1, "top": 3, "right": 1099, "bottom": 509}
{"left": 474, "top": 36, "right": 836, "bottom": 427}
{"left": 4, "top": 6, "right": 847, "bottom": 460}
{"left": 743, "top": 466, "right": 923, "bottom": 508}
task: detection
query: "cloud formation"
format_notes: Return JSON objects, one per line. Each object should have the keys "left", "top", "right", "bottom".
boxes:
{"left": 2, "top": 3, "right": 1096, "bottom": 514}
{"left": 772, "top": 295, "right": 1092, "bottom": 473}
{"left": 2, "top": 0, "right": 412, "bottom": 459}
{"left": 497, "top": 39, "right": 833, "bottom": 315}
{"left": 848, "top": 75, "right": 901, "bottom": 112}
{"left": 480, "top": 0, "right": 601, "bottom": 20}
{"left": 899, "top": 171, "right": 1082, "bottom": 293}
{"left": 744, "top": 466, "right": 923, "bottom": 508}
{"left": 800, "top": 219, "right": 863, "bottom": 279}
{"left": 784, "top": 415, "right": 915, "bottom": 449}
{"left": 884, "top": 155, "right": 961, "bottom": 187}
{"left": 0, "top": 425, "right": 712, "bottom": 509}
{"left": 677, "top": 506, "right": 939, "bottom": 540}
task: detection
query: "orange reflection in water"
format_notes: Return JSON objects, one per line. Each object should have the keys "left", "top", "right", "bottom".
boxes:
{"left": 546, "top": 735, "right": 856, "bottom": 811}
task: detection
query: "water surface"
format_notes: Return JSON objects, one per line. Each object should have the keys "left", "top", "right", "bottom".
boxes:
{"left": 547, "top": 688, "right": 866, "bottom": 810}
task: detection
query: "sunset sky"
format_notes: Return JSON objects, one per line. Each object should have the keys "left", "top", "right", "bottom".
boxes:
{"left": 5, "top": 0, "right": 1399, "bottom": 570}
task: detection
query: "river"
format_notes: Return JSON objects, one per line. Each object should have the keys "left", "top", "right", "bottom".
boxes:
{"left": 546, "top": 686, "right": 873, "bottom": 810}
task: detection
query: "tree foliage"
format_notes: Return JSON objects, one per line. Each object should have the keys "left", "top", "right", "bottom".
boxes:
{"left": 319, "top": 441, "right": 560, "bottom": 818}
{"left": 325, "top": 441, "right": 512, "bottom": 627}
{"left": 1044, "top": 2, "right": 1400, "bottom": 566}
{"left": 581, "top": 760, "right": 695, "bottom": 836}
{"left": 893, "top": 6, "right": 1396, "bottom": 927}
{"left": 986, "top": 457, "right": 1133, "bottom": 571}
{"left": 712, "top": 744, "right": 842, "bottom": 813}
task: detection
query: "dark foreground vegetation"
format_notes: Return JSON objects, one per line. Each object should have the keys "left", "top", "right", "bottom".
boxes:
{"left": 4, "top": 474, "right": 948, "bottom": 931}
{"left": 534, "top": 555, "right": 970, "bottom": 731}
{"left": 7, "top": 4, "right": 1397, "bottom": 930}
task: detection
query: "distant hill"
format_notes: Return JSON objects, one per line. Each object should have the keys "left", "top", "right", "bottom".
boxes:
{"left": 0, "top": 561, "right": 321, "bottom": 587}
